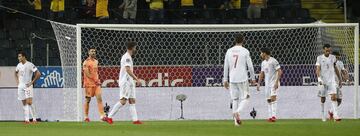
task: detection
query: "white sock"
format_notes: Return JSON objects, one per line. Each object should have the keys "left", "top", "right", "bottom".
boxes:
{"left": 271, "top": 101, "right": 277, "bottom": 118}
{"left": 129, "top": 104, "right": 138, "bottom": 121}
{"left": 108, "top": 102, "right": 124, "bottom": 118}
{"left": 232, "top": 99, "right": 239, "bottom": 114}
{"left": 236, "top": 99, "right": 249, "bottom": 113}
{"left": 321, "top": 103, "right": 325, "bottom": 120}
{"left": 267, "top": 102, "right": 272, "bottom": 118}
{"left": 29, "top": 105, "right": 37, "bottom": 119}
{"left": 331, "top": 101, "right": 339, "bottom": 119}
{"left": 23, "top": 105, "right": 30, "bottom": 121}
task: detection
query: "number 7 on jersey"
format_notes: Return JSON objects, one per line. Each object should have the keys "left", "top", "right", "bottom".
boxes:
{"left": 233, "top": 55, "right": 238, "bottom": 68}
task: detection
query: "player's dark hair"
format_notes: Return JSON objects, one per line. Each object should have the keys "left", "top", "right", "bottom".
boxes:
{"left": 126, "top": 41, "right": 137, "bottom": 50}
{"left": 260, "top": 47, "right": 271, "bottom": 55}
{"left": 17, "top": 51, "right": 26, "bottom": 58}
{"left": 323, "top": 44, "right": 331, "bottom": 49}
{"left": 332, "top": 51, "right": 340, "bottom": 56}
{"left": 89, "top": 46, "right": 96, "bottom": 50}
{"left": 235, "top": 34, "right": 244, "bottom": 44}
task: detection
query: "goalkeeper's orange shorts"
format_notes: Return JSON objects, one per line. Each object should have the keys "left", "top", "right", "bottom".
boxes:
{"left": 85, "top": 86, "right": 102, "bottom": 97}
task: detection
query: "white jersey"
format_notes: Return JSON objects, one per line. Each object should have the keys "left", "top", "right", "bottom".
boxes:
{"left": 223, "top": 45, "right": 255, "bottom": 83}
{"left": 316, "top": 54, "right": 337, "bottom": 84}
{"left": 335, "top": 60, "right": 345, "bottom": 83}
{"left": 119, "top": 52, "right": 134, "bottom": 84}
{"left": 16, "top": 61, "right": 38, "bottom": 86}
{"left": 261, "top": 57, "right": 281, "bottom": 87}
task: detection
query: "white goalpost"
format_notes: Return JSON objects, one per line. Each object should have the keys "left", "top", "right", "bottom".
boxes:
{"left": 51, "top": 22, "right": 359, "bottom": 121}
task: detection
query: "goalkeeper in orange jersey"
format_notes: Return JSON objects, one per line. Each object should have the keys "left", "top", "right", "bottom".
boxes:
{"left": 83, "top": 47, "right": 106, "bottom": 122}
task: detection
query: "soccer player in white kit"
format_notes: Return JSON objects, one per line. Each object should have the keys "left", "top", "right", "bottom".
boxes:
{"left": 14, "top": 52, "right": 41, "bottom": 124}
{"left": 106, "top": 41, "right": 143, "bottom": 125}
{"left": 223, "top": 34, "right": 256, "bottom": 126}
{"left": 257, "top": 47, "right": 282, "bottom": 122}
{"left": 316, "top": 44, "right": 342, "bottom": 122}
{"left": 328, "top": 52, "right": 349, "bottom": 120}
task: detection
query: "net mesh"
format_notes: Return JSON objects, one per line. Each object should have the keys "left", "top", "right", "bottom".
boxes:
{"left": 50, "top": 22, "right": 357, "bottom": 121}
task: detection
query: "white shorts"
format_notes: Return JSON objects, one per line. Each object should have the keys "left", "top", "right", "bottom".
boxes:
{"left": 119, "top": 81, "right": 136, "bottom": 99}
{"left": 318, "top": 83, "right": 337, "bottom": 97}
{"left": 230, "top": 82, "right": 249, "bottom": 100}
{"left": 18, "top": 84, "right": 33, "bottom": 100}
{"left": 265, "top": 85, "right": 279, "bottom": 99}
{"left": 336, "top": 84, "right": 343, "bottom": 99}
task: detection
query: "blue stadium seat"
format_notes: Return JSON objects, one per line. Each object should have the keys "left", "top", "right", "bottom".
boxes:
{"left": 0, "top": 39, "right": 10, "bottom": 48}
{"left": 261, "top": 8, "right": 278, "bottom": 19}
{"left": 268, "top": 18, "right": 285, "bottom": 24}
{"left": 187, "top": 19, "right": 203, "bottom": 24}
{"left": 14, "top": 39, "right": 30, "bottom": 49}
{"left": 171, "top": 19, "right": 186, "bottom": 24}
{"left": 0, "top": 29, "right": 7, "bottom": 39}
{"left": 20, "top": 19, "right": 35, "bottom": 30}
{"left": 9, "top": 29, "right": 25, "bottom": 40}
{"left": 296, "top": 8, "right": 310, "bottom": 18}
{"left": 253, "top": 18, "right": 268, "bottom": 24}
{"left": 236, "top": 19, "right": 252, "bottom": 24}
{"left": 222, "top": 19, "right": 236, "bottom": 24}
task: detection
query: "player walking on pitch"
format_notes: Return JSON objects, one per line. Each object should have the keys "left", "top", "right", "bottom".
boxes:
{"left": 223, "top": 34, "right": 256, "bottom": 126}
{"left": 257, "top": 47, "right": 282, "bottom": 122}
{"left": 106, "top": 41, "right": 143, "bottom": 125}
{"left": 328, "top": 52, "right": 349, "bottom": 120}
{"left": 316, "top": 44, "right": 342, "bottom": 122}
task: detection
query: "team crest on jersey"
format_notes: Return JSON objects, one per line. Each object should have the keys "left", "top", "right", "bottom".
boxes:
{"left": 126, "top": 59, "right": 131, "bottom": 62}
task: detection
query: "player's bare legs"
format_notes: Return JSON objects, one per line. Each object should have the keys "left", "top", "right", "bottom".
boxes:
{"left": 94, "top": 88, "right": 106, "bottom": 120}
{"left": 129, "top": 98, "right": 142, "bottom": 124}
{"left": 320, "top": 97, "right": 326, "bottom": 121}
{"left": 84, "top": 96, "right": 91, "bottom": 122}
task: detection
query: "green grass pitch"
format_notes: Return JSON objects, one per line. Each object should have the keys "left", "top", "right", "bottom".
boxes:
{"left": 1, "top": 119, "right": 360, "bottom": 136}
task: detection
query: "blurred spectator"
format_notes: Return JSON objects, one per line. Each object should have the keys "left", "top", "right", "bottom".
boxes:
{"left": 50, "top": 0, "right": 65, "bottom": 21}
{"left": 181, "top": 0, "right": 195, "bottom": 19}
{"left": 202, "top": 0, "right": 225, "bottom": 19}
{"left": 247, "top": 0, "right": 266, "bottom": 19}
{"left": 96, "top": 0, "right": 109, "bottom": 23}
{"left": 82, "top": 0, "right": 96, "bottom": 19}
{"left": 230, "top": 0, "right": 241, "bottom": 9}
{"left": 27, "top": 0, "right": 43, "bottom": 17}
{"left": 166, "top": 0, "right": 181, "bottom": 20}
{"left": 119, "top": 0, "right": 138, "bottom": 23}
{"left": 147, "top": 0, "right": 166, "bottom": 24}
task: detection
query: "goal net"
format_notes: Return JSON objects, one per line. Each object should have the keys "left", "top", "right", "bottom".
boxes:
{"left": 50, "top": 22, "right": 359, "bottom": 121}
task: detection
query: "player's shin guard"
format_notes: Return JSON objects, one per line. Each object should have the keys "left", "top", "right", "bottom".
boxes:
{"left": 129, "top": 104, "right": 138, "bottom": 121}
{"left": 237, "top": 99, "right": 249, "bottom": 113}
{"left": 271, "top": 101, "right": 277, "bottom": 118}
{"left": 331, "top": 100, "right": 339, "bottom": 119}
{"left": 108, "top": 102, "right": 124, "bottom": 118}
{"left": 23, "top": 105, "right": 30, "bottom": 121}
